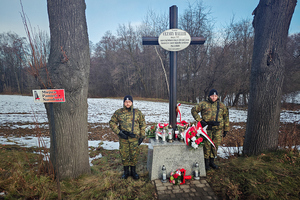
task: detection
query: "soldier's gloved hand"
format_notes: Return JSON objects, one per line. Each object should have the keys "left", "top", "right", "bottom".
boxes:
{"left": 223, "top": 131, "right": 228, "bottom": 137}
{"left": 138, "top": 137, "right": 144, "bottom": 145}
{"left": 200, "top": 120, "right": 207, "bottom": 128}
{"left": 207, "top": 121, "right": 220, "bottom": 126}
{"left": 212, "top": 121, "right": 220, "bottom": 126}
{"left": 207, "top": 124, "right": 212, "bottom": 130}
{"left": 118, "top": 131, "right": 128, "bottom": 139}
{"left": 128, "top": 132, "right": 136, "bottom": 138}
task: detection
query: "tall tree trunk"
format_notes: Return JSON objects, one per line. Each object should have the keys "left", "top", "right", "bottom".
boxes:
{"left": 232, "top": 92, "right": 241, "bottom": 107}
{"left": 243, "top": 0, "right": 297, "bottom": 155}
{"left": 46, "top": 0, "right": 91, "bottom": 179}
{"left": 13, "top": 70, "right": 21, "bottom": 94}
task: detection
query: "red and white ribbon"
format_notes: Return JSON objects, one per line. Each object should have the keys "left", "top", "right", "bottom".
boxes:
{"left": 183, "top": 122, "right": 216, "bottom": 149}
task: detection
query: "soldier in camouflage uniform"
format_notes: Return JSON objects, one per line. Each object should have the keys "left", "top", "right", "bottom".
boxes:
{"left": 109, "top": 95, "right": 146, "bottom": 179}
{"left": 191, "top": 89, "right": 230, "bottom": 170}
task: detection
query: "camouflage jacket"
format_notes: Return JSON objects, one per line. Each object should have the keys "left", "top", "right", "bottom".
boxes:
{"left": 191, "top": 98, "right": 230, "bottom": 131}
{"left": 109, "top": 105, "right": 146, "bottom": 137}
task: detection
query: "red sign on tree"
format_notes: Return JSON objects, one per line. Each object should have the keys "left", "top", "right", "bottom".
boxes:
{"left": 33, "top": 89, "right": 65, "bottom": 103}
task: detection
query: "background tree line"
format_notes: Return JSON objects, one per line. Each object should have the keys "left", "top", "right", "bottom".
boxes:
{"left": 0, "top": 3, "right": 299, "bottom": 106}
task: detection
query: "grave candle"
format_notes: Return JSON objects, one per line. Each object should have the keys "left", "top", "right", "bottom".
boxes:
{"left": 168, "top": 125, "right": 173, "bottom": 142}
{"left": 161, "top": 165, "right": 167, "bottom": 183}
{"left": 194, "top": 162, "right": 200, "bottom": 180}
{"left": 175, "top": 127, "right": 179, "bottom": 141}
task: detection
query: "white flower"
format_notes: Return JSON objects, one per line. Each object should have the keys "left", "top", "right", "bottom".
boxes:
{"left": 197, "top": 130, "right": 201, "bottom": 137}
{"left": 191, "top": 141, "right": 198, "bottom": 149}
{"left": 191, "top": 136, "right": 196, "bottom": 142}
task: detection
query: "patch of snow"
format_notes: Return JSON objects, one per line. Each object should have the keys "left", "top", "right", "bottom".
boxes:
{"left": 282, "top": 91, "right": 300, "bottom": 104}
{"left": 1, "top": 95, "right": 300, "bottom": 164}
{"left": 89, "top": 154, "right": 102, "bottom": 166}
{"left": 232, "top": 125, "right": 244, "bottom": 129}
{"left": 1, "top": 95, "right": 299, "bottom": 127}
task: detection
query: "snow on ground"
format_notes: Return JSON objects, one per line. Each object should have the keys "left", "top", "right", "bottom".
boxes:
{"left": 1, "top": 95, "right": 299, "bottom": 127}
{"left": 0, "top": 94, "right": 299, "bottom": 162}
{"left": 282, "top": 91, "right": 300, "bottom": 104}
{"left": 0, "top": 134, "right": 238, "bottom": 160}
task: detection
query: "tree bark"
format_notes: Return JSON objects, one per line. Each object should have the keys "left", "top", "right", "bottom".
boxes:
{"left": 243, "top": 0, "right": 297, "bottom": 155}
{"left": 46, "top": 0, "right": 91, "bottom": 179}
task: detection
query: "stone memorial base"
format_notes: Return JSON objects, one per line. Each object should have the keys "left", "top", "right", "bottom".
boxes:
{"left": 147, "top": 138, "right": 206, "bottom": 181}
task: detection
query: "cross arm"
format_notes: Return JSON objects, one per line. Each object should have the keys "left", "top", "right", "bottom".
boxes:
{"left": 142, "top": 36, "right": 206, "bottom": 45}
{"left": 190, "top": 37, "right": 206, "bottom": 45}
{"left": 142, "top": 37, "right": 159, "bottom": 45}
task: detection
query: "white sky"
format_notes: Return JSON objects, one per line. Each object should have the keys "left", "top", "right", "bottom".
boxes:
{"left": 0, "top": 0, "right": 299, "bottom": 43}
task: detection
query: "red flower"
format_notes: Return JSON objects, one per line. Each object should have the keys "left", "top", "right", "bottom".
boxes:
{"left": 186, "top": 133, "right": 191, "bottom": 139}
{"left": 173, "top": 173, "right": 179, "bottom": 179}
{"left": 195, "top": 137, "right": 203, "bottom": 145}
{"left": 199, "top": 137, "right": 203, "bottom": 143}
{"left": 158, "top": 123, "right": 164, "bottom": 128}
{"left": 191, "top": 131, "right": 196, "bottom": 137}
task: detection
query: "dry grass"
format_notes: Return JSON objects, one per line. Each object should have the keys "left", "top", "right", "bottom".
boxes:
{"left": 0, "top": 120, "right": 299, "bottom": 199}
{"left": 0, "top": 145, "right": 157, "bottom": 199}
{"left": 207, "top": 150, "right": 300, "bottom": 199}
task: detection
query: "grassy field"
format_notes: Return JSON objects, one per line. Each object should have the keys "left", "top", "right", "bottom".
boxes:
{"left": 0, "top": 143, "right": 299, "bottom": 199}
{"left": 0, "top": 121, "right": 299, "bottom": 199}
{"left": 207, "top": 150, "right": 300, "bottom": 200}
{"left": 0, "top": 145, "right": 156, "bottom": 200}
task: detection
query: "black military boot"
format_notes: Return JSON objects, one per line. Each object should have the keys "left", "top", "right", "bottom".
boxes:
{"left": 209, "top": 157, "right": 218, "bottom": 169}
{"left": 130, "top": 166, "right": 139, "bottom": 180}
{"left": 205, "top": 158, "right": 210, "bottom": 171}
{"left": 121, "top": 166, "right": 130, "bottom": 179}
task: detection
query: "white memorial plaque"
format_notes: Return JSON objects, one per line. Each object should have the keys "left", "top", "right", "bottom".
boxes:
{"left": 158, "top": 29, "right": 191, "bottom": 51}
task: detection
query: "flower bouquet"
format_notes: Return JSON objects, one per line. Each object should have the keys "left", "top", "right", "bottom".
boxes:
{"left": 156, "top": 123, "right": 169, "bottom": 139}
{"left": 183, "top": 126, "right": 204, "bottom": 149}
{"left": 182, "top": 121, "right": 216, "bottom": 150}
{"left": 169, "top": 168, "right": 192, "bottom": 185}
{"left": 145, "top": 124, "right": 157, "bottom": 138}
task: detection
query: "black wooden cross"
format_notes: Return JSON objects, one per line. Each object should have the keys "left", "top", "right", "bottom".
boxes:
{"left": 142, "top": 5, "right": 205, "bottom": 132}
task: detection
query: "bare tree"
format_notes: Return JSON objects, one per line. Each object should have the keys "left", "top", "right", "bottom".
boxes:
{"left": 117, "top": 23, "right": 150, "bottom": 96}
{"left": 89, "top": 31, "right": 117, "bottom": 97}
{"left": 283, "top": 33, "right": 300, "bottom": 95}
{"left": 178, "top": 1, "right": 213, "bottom": 102}
{"left": 141, "top": 9, "right": 170, "bottom": 98}
{"left": 243, "top": 0, "right": 297, "bottom": 155}
{"left": 46, "top": 0, "right": 91, "bottom": 179}
{"left": 220, "top": 19, "right": 254, "bottom": 106}
{"left": 0, "top": 32, "right": 27, "bottom": 94}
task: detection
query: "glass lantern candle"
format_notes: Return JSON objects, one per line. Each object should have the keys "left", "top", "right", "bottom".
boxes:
{"left": 174, "top": 127, "right": 179, "bottom": 141}
{"left": 155, "top": 131, "right": 159, "bottom": 142}
{"left": 162, "top": 129, "right": 166, "bottom": 143}
{"left": 161, "top": 165, "right": 167, "bottom": 183}
{"left": 168, "top": 125, "right": 173, "bottom": 142}
{"left": 193, "top": 162, "right": 200, "bottom": 180}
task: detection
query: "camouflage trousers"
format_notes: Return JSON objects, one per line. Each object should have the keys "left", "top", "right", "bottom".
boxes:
{"left": 119, "top": 137, "right": 139, "bottom": 166}
{"left": 204, "top": 129, "right": 223, "bottom": 159}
